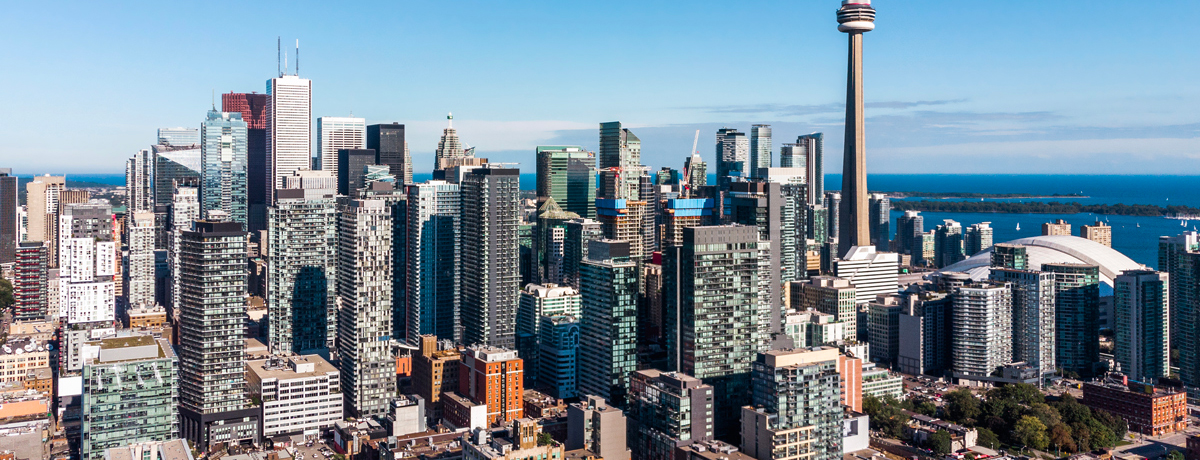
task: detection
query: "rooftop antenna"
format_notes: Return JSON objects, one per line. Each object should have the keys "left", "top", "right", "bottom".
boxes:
{"left": 277, "top": 37, "right": 281, "bottom": 77}
{"left": 447, "top": 112, "right": 453, "bottom": 128}
{"left": 284, "top": 49, "right": 288, "bottom": 76}
{"left": 295, "top": 39, "right": 299, "bottom": 76}
{"left": 211, "top": 89, "right": 216, "bottom": 110}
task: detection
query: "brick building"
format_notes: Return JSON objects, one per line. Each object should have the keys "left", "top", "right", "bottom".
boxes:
{"left": 1082, "top": 374, "right": 1187, "bottom": 436}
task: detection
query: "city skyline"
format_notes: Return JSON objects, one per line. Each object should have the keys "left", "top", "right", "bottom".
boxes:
{"left": 1, "top": 1, "right": 1198, "bottom": 175}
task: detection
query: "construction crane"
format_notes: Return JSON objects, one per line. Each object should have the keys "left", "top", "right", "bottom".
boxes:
{"left": 681, "top": 129, "right": 700, "bottom": 197}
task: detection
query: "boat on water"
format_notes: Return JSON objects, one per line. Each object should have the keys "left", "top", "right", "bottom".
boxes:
{"left": 1016, "top": 223, "right": 1021, "bottom": 231}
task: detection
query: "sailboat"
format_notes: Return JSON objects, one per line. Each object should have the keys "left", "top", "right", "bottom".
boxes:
{"left": 1016, "top": 223, "right": 1021, "bottom": 231}
{"left": 1137, "top": 222, "right": 1141, "bottom": 228}
{"left": 1183, "top": 220, "right": 1187, "bottom": 227}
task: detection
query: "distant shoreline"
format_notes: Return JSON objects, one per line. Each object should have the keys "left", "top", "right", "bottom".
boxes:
{"left": 883, "top": 191, "right": 1087, "bottom": 199}
{"left": 891, "top": 200, "right": 1200, "bottom": 217}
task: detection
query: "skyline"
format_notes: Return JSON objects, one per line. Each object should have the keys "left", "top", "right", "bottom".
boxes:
{"left": 1, "top": 1, "right": 1198, "bottom": 174}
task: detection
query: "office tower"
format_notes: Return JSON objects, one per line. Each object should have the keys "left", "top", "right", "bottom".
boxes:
{"left": 539, "top": 315, "right": 580, "bottom": 399}
{"left": 177, "top": 221, "right": 258, "bottom": 449}
{"left": 729, "top": 182, "right": 785, "bottom": 333}
{"left": 684, "top": 151, "right": 707, "bottom": 193}
{"left": 317, "top": 116, "right": 366, "bottom": 172}
{"left": 81, "top": 336, "right": 179, "bottom": 460}
{"left": 245, "top": 355, "right": 343, "bottom": 438}
{"left": 24, "top": 175, "right": 65, "bottom": 256}
{"left": 896, "top": 291, "right": 952, "bottom": 376}
{"left": 1044, "top": 263, "right": 1101, "bottom": 378}
{"left": 335, "top": 197, "right": 396, "bottom": 418}
{"left": 868, "top": 295, "right": 902, "bottom": 367}
{"left": 749, "top": 124, "right": 772, "bottom": 179}
{"left": 536, "top": 146, "right": 597, "bottom": 219}
{"left": 950, "top": 283, "right": 1013, "bottom": 380}
{"left": 13, "top": 242, "right": 48, "bottom": 321}
{"left": 779, "top": 144, "right": 803, "bottom": 169}
{"left": 833, "top": 246, "right": 899, "bottom": 304}
{"left": 741, "top": 347, "right": 842, "bottom": 460}
{"left": 535, "top": 199, "right": 580, "bottom": 285}
{"left": 563, "top": 218, "right": 602, "bottom": 290}
{"left": 125, "top": 150, "right": 154, "bottom": 212}
{"left": 367, "top": 123, "right": 412, "bottom": 185}
{"left": 460, "top": 167, "right": 521, "bottom": 348}
{"left": 837, "top": 0, "right": 876, "bottom": 256}
{"left": 457, "top": 346, "right": 525, "bottom": 426}
{"left": 934, "top": 219, "right": 964, "bottom": 268}
{"left": 628, "top": 369, "right": 715, "bottom": 460}
{"left": 0, "top": 169, "right": 16, "bottom": 263}
{"left": 1081, "top": 221, "right": 1112, "bottom": 247}
{"left": 868, "top": 193, "right": 890, "bottom": 251}
{"left": 641, "top": 259, "right": 666, "bottom": 349}
{"left": 1042, "top": 219, "right": 1072, "bottom": 236}
{"left": 267, "top": 182, "right": 337, "bottom": 354}
{"left": 567, "top": 395, "right": 631, "bottom": 460}
{"left": 598, "top": 121, "right": 643, "bottom": 199}
{"left": 126, "top": 212, "right": 155, "bottom": 308}
{"left": 266, "top": 74, "right": 312, "bottom": 207}
{"left": 432, "top": 113, "right": 468, "bottom": 169}
{"left": 664, "top": 226, "right": 770, "bottom": 439}
{"left": 893, "top": 210, "right": 922, "bottom": 257}
{"left": 716, "top": 128, "right": 748, "bottom": 190}
{"left": 824, "top": 191, "right": 841, "bottom": 242}
{"left": 158, "top": 127, "right": 200, "bottom": 146}
{"left": 656, "top": 167, "right": 680, "bottom": 187}
{"left": 792, "top": 277, "right": 858, "bottom": 341}
{"left": 336, "top": 149, "right": 378, "bottom": 195}
{"left": 412, "top": 336, "right": 462, "bottom": 421}
{"left": 992, "top": 243, "right": 1028, "bottom": 270}
{"left": 222, "top": 92, "right": 269, "bottom": 232}
{"left": 517, "top": 283, "right": 581, "bottom": 381}
{"left": 792, "top": 133, "right": 824, "bottom": 206}
{"left": 578, "top": 240, "right": 638, "bottom": 406}
{"left": 406, "top": 181, "right": 462, "bottom": 344}
{"left": 152, "top": 144, "right": 202, "bottom": 207}
{"left": 59, "top": 203, "right": 117, "bottom": 325}
{"left": 964, "top": 222, "right": 993, "bottom": 256}
{"left": 200, "top": 109, "right": 249, "bottom": 225}
{"left": 1114, "top": 269, "right": 1170, "bottom": 384}
{"left": 991, "top": 268, "right": 1057, "bottom": 379}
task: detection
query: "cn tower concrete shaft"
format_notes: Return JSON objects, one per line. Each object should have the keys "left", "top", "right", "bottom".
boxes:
{"left": 839, "top": 30, "right": 869, "bottom": 257}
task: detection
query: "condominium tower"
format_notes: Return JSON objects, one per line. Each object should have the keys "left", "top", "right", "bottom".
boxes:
{"left": 460, "top": 167, "right": 522, "bottom": 348}
{"left": 406, "top": 181, "right": 462, "bottom": 344}
{"left": 200, "top": 109, "right": 248, "bottom": 225}
{"left": 267, "top": 183, "right": 338, "bottom": 354}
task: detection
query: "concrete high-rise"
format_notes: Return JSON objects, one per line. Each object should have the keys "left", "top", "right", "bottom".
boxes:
{"left": 317, "top": 116, "right": 365, "bottom": 172}
{"left": 1159, "top": 233, "right": 1200, "bottom": 397}
{"left": 125, "top": 211, "right": 156, "bottom": 308}
{"left": 950, "top": 283, "right": 1013, "bottom": 381}
{"left": 536, "top": 146, "right": 597, "bottom": 219}
{"left": 221, "top": 92, "right": 269, "bottom": 233}
{"left": 894, "top": 210, "right": 923, "bottom": 258}
{"left": 1114, "top": 269, "right": 1170, "bottom": 384}
{"left": 58, "top": 203, "right": 117, "bottom": 326}
{"left": 0, "top": 169, "right": 17, "bottom": 263}
{"left": 367, "top": 123, "right": 412, "bottom": 185}
{"left": 991, "top": 268, "right": 1056, "bottom": 379}
{"left": 934, "top": 219, "right": 964, "bottom": 268}
{"left": 13, "top": 242, "right": 48, "bottom": 321}
{"left": 578, "top": 240, "right": 639, "bottom": 406}
{"left": 265, "top": 74, "right": 312, "bottom": 206}
{"left": 336, "top": 197, "right": 396, "bottom": 418}
{"left": 868, "top": 193, "right": 890, "bottom": 251}
{"left": 793, "top": 276, "right": 858, "bottom": 341}
{"left": 435, "top": 113, "right": 468, "bottom": 170}
{"left": 716, "top": 128, "right": 749, "bottom": 191}
{"left": 628, "top": 369, "right": 715, "bottom": 460}
{"left": 125, "top": 150, "right": 154, "bottom": 213}
{"left": 1081, "top": 221, "right": 1112, "bottom": 247}
{"left": 535, "top": 199, "right": 579, "bottom": 285}
{"left": 267, "top": 181, "right": 337, "bottom": 354}
{"left": 964, "top": 222, "right": 993, "bottom": 256}
{"left": 563, "top": 218, "right": 603, "bottom": 290}
{"left": 836, "top": 0, "right": 877, "bottom": 256}
{"left": 749, "top": 124, "right": 772, "bottom": 179}
{"left": 794, "top": 133, "right": 824, "bottom": 206}
{"left": 833, "top": 245, "right": 899, "bottom": 304}
{"left": 461, "top": 167, "right": 522, "bottom": 348}
{"left": 517, "top": 283, "right": 581, "bottom": 377}
{"left": 664, "top": 225, "right": 771, "bottom": 439}
{"left": 729, "top": 182, "right": 785, "bottom": 332}
{"left": 177, "top": 221, "right": 258, "bottom": 449}
{"left": 684, "top": 152, "right": 707, "bottom": 193}
{"left": 200, "top": 110, "right": 248, "bottom": 225}
{"left": 24, "top": 175, "right": 65, "bottom": 258}
{"left": 740, "top": 347, "right": 843, "bottom": 460}
{"left": 1043, "top": 219, "right": 1072, "bottom": 236}
{"left": 406, "top": 181, "right": 462, "bottom": 344}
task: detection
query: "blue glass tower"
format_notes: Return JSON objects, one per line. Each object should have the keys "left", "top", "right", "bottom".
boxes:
{"left": 200, "top": 110, "right": 248, "bottom": 226}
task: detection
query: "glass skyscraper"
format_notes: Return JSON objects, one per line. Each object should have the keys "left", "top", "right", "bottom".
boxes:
{"left": 200, "top": 110, "right": 248, "bottom": 226}
{"left": 406, "top": 181, "right": 462, "bottom": 344}
{"left": 578, "top": 239, "right": 639, "bottom": 407}
{"left": 536, "top": 146, "right": 597, "bottom": 219}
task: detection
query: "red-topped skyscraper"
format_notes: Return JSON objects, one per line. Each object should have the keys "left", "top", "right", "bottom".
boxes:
{"left": 222, "top": 92, "right": 269, "bottom": 232}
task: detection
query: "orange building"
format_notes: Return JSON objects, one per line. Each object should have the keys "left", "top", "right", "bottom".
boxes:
{"left": 411, "top": 336, "right": 462, "bottom": 421}
{"left": 458, "top": 346, "right": 524, "bottom": 426}
{"left": 1082, "top": 374, "right": 1188, "bottom": 436}
{"left": 838, "top": 355, "right": 863, "bottom": 413}
{"left": 396, "top": 355, "right": 412, "bottom": 377}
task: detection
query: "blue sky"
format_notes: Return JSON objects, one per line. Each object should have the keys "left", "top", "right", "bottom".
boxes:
{"left": 1, "top": 0, "right": 1198, "bottom": 175}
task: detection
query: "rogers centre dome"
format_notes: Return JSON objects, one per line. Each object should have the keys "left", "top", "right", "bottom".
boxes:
{"left": 938, "top": 235, "right": 1147, "bottom": 287}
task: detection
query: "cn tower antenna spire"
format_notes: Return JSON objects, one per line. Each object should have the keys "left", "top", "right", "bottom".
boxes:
{"left": 836, "top": 0, "right": 876, "bottom": 258}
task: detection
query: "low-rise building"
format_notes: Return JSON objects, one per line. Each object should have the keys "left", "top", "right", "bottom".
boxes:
{"left": 676, "top": 440, "right": 757, "bottom": 460}
{"left": 412, "top": 336, "right": 463, "bottom": 422}
{"left": 0, "top": 338, "right": 51, "bottom": 384}
{"left": 385, "top": 395, "right": 427, "bottom": 438}
{"left": 904, "top": 413, "right": 977, "bottom": 452}
{"left": 7, "top": 321, "right": 55, "bottom": 342}
{"left": 462, "top": 418, "right": 564, "bottom": 460}
{"left": 567, "top": 395, "right": 630, "bottom": 460}
{"left": 103, "top": 439, "right": 195, "bottom": 460}
{"left": 861, "top": 363, "right": 902, "bottom": 399}
{"left": 245, "top": 355, "right": 342, "bottom": 438}
{"left": 125, "top": 304, "right": 168, "bottom": 328}
{"left": 1081, "top": 373, "right": 1187, "bottom": 436}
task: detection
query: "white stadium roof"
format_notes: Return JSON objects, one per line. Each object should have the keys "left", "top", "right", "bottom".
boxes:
{"left": 938, "top": 235, "right": 1147, "bottom": 287}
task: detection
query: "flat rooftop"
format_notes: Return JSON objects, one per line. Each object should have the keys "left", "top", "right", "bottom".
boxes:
{"left": 246, "top": 355, "right": 338, "bottom": 380}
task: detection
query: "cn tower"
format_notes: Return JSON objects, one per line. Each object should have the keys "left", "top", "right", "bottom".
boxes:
{"left": 837, "top": 0, "right": 876, "bottom": 257}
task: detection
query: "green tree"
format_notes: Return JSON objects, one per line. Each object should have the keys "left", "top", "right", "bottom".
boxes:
{"left": 1028, "top": 403, "right": 1062, "bottom": 429}
{"left": 863, "top": 395, "right": 883, "bottom": 417}
{"left": 928, "top": 430, "right": 953, "bottom": 455}
{"left": 944, "top": 389, "right": 980, "bottom": 424}
{"left": 1086, "top": 418, "right": 1116, "bottom": 449}
{"left": 1049, "top": 424, "right": 1076, "bottom": 453}
{"left": 1169, "top": 451, "right": 1185, "bottom": 460}
{"left": 914, "top": 400, "right": 938, "bottom": 417}
{"left": 1013, "top": 416, "right": 1049, "bottom": 451}
{"left": 1054, "top": 396, "right": 1091, "bottom": 425}
{"left": 1091, "top": 409, "right": 1127, "bottom": 441}
{"left": 977, "top": 428, "right": 1001, "bottom": 450}
{"left": 989, "top": 384, "right": 1045, "bottom": 406}
{"left": 0, "top": 277, "right": 12, "bottom": 308}
{"left": 1070, "top": 422, "right": 1092, "bottom": 453}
